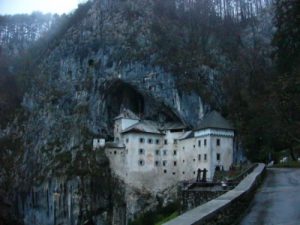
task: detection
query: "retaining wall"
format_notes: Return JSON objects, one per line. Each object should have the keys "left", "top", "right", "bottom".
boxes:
{"left": 164, "top": 163, "right": 266, "bottom": 225}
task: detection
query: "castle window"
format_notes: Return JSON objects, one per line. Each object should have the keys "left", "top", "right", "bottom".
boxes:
{"left": 163, "top": 150, "right": 167, "bottom": 155}
{"left": 216, "top": 139, "right": 220, "bottom": 146}
{"left": 193, "top": 158, "right": 196, "bottom": 162}
{"left": 138, "top": 159, "right": 145, "bottom": 166}
{"left": 193, "top": 171, "right": 196, "bottom": 174}
{"left": 155, "top": 161, "right": 160, "bottom": 166}
{"left": 114, "top": 151, "right": 117, "bottom": 155}
{"left": 172, "top": 172, "right": 176, "bottom": 175}
{"left": 204, "top": 154, "right": 207, "bottom": 160}
{"left": 182, "top": 146, "right": 185, "bottom": 150}
{"left": 198, "top": 140, "right": 201, "bottom": 147}
{"left": 193, "top": 145, "right": 195, "bottom": 148}
{"left": 164, "top": 169, "right": 167, "bottom": 174}
{"left": 183, "top": 160, "right": 185, "bottom": 163}
{"left": 155, "top": 149, "right": 160, "bottom": 155}
{"left": 163, "top": 160, "right": 167, "bottom": 166}
{"left": 217, "top": 153, "right": 221, "bottom": 161}
{"left": 204, "top": 139, "right": 207, "bottom": 146}
{"left": 174, "top": 140, "right": 177, "bottom": 144}
{"left": 156, "top": 139, "right": 160, "bottom": 144}
{"left": 174, "top": 161, "right": 177, "bottom": 166}
{"left": 182, "top": 171, "right": 185, "bottom": 174}
{"left": 139, "top": 138, "right": 144, "bottom": 143}
{"left": 148, "top": 138, "right": 153, "bottom": 144}
{"left": 198, "top": 154, "right": 201, "bottom": 161}
{"left": 173, "top": 150, "right": 177, "bottom": 155}
{"left": 126, "top": 138, "right": 129, "bottom": 143}
{"left": 164, "top": 139, "right": 168, "bottom": 145}
{"left": 139, "top": 149, "right": 145, "bottom": 155}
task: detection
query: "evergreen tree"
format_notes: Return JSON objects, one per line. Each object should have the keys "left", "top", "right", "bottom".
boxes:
{"left": 272, "top": 0, "right": 300, "bottom": 159}
{"left": 273, "top": 0, "right": 300, "bottom": 73}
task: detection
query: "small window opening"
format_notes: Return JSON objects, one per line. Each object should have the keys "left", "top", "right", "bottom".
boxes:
{"left": 138, "top": 160, "right": 144, "bottom": 166}
{"left": 139, "top": 149, "right": 144, "bottom": 155}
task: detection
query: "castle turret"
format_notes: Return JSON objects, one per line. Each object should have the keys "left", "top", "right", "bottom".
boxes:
{"left": 194, "top": 111, "right": 234, "bottom": 179}
{"left": 113, "top": 108, "right": 139, "bottom": 143}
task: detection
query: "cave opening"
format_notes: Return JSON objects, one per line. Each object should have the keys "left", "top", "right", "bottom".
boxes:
{"left": 104, "top": 80, "right": 144, "bottom": 121}
{"left": 102, "top": 80, "right": 186, "bottom": 134}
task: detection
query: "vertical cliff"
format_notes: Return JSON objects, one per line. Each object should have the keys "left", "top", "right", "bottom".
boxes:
{"left": 11, "top": 1, "right": 206, "bottom": 224}
{"left": 0, "top": 0, "right": 276, "bottom": 224}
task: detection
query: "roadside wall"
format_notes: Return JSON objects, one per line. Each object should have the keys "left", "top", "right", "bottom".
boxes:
{"left": 164, "top": 163, "right": 266, "bottom": 225}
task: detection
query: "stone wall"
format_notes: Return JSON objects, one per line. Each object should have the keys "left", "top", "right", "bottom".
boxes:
{"left": 164, "top": 163, "right": 266, "bottom": 225}
{"left": 181, "top": 189, "right": 226, "bottom": 212}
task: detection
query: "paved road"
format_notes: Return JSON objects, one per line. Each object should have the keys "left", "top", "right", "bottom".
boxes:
{"left": 240, "top": 168, "right": 300, "bottom": 225}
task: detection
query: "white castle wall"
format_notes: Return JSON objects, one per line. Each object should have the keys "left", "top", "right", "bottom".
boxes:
{"left": 105, "top": 119, "right": 234, "bottom": 192}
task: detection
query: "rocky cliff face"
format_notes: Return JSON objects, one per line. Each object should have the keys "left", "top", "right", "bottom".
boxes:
{"left": 12, "top": 1, "right": 206, "bottom": 224}
{"left": 0, "top": 0, "right": 274, "bottom": 224}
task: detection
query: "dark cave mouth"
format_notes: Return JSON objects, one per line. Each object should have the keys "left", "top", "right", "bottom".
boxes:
{"left": 103, "top": 79, "right": 183, "bottom": 124}
{"left": 104, "top": 80, "right": 144, "bottom": 119}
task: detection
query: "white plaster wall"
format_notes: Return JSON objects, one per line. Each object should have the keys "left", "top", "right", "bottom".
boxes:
{"left": 113, "top": 118, "right": 139, "bottom": 142}
{"left": 106, "top": 126, "right": 234, "bottom": 192}
{"left": 210, "top": 136, "right": 233, "bottom": 171}
{"left": 123, "top": 133, "right": 172, "bottom": 191}
{"left": 114, "top": 120, "right": 122, "bottom": 143}
{"left": 159, "top": 131, "right": 185, "bottom": 188}
{"left": 193, "top": 128, "right": 234, "bottom": 179}
{"left": 93, "top": 138, "right": 105, "bottom": 150}
{"left": 123, "top": 133, "right": 163, "bottom": 172}
{"left": 178, "top": 136, "right": 212, "bottom": 180}
{"left": 106, "top": 130, "right": 197, "bottom": 192}
{"left": 105, "top": 147, "right": 126, "bottom": 179}
{"left": 121, "top": 118, "right": 139, "bottom": 130}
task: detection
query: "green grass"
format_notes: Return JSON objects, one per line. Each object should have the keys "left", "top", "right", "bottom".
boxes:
{"left": 129, "top": 202, "right": 180, "bottom": 225}
{"left": 154, "top": 212, "right": 179, "bottom": 225}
